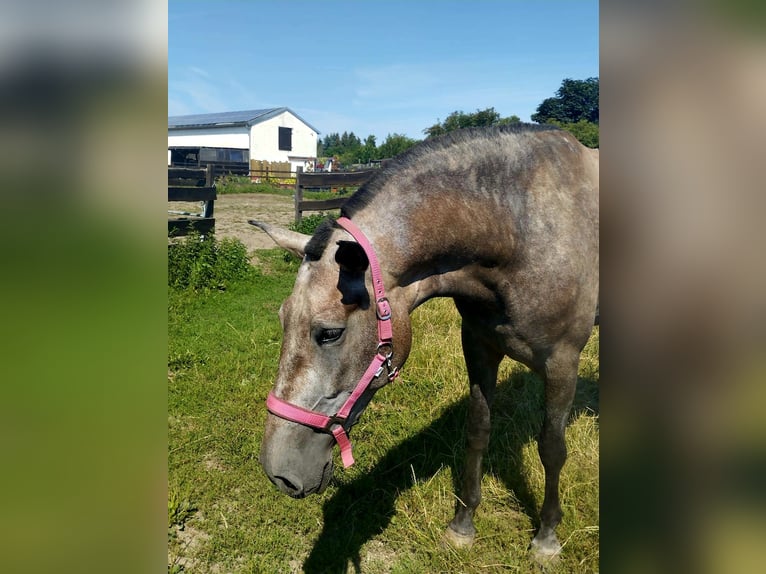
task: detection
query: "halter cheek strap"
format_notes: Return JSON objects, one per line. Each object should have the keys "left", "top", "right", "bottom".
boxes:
{"left": 265, "top": 216, "right": 399, "bottom": 468}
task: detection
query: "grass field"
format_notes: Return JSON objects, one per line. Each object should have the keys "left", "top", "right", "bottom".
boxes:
{"left": 168, "top": 248, "right": 599, "bottom": 573}
{"left": 216, "top": 174, "right": 358, "bottom": 201}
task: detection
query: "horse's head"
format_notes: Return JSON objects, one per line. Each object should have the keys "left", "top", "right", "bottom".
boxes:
{"left": 251, "top": 220, "right": 412, "bottom": 498}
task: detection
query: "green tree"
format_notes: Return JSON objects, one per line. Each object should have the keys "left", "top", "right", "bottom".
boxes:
{"left": 497, "top": 114, "right": 521, "bottom": 126}
{"left": 547, "top": 119, "right": 599, "bottom": 148}
{"left": 424, "top": 107, "right": 521, "bottom": 138}
{"left": 377, "top": 133, "right": 419, "bottom": 159}
{"left": 321, "top": 131, "right": 366, "bottom": 165}
{"left": 321, "top": 133, "right": 342, "bottom": 156}
{"left": 531, "top": 78, "right": 599, "bottom": 148}
{"left": 357, "top": 135, "right": 378, "bottom": 164}
{"left": 340, "top": 131, "right": 362, "bottom": 151}
{"left": 531, "top": 77, "right": 599, "bottom": 124}
{"left": 336, "top": 131, "right": 362, "bottom": 165}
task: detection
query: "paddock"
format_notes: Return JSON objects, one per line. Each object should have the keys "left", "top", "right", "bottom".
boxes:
{"left": 168, "top": 194, "right": 599, "bottom": 573}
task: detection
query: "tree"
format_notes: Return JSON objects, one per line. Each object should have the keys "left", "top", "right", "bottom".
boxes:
{"left": 357, "top": 135, "right": 378, "bottom": 164}
{"left": 339, "top": 131, "right": 362, "bottom": 151}
{"left": 424, "top": 107, "right": 521, "bottom": 138}
{"left": 547, "top": 119, "right": 599, "bottom": 148}
{"left": 336, "top": 131, "right": 362, "bottom": 165}
{"left": 321, "top": 133, "right": 341, "bottom": 156}
{"left": 321, "top": 131, "right": 365, "bottom": 164}
{"left": 497, "top": 115, "right": 521, "bottom": 126}
{"left": 531, "top": 78, "right": 599, "bottom": 148}
{"left": 377, "top": 133, "right": 418, "bottom": 159}
{"left": 531, "top": 77, "right": 599, "bottom": 124}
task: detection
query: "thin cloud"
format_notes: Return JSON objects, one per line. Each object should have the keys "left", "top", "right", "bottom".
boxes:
{"left": 349, "top": 59, "right": 551, "bottom": 129}
{"left": 187, "top": 66, "right": 210, "bottom": 78}
{"left": 169, "top": 66, "right": 264, "bottom": 115}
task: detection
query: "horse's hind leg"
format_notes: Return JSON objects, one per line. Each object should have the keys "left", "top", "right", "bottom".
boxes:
{"left": 530, "top": 345, "right": 580, "bottom": 559}
{"left": 445, "top": 317, "right": 502, "bottom": 548}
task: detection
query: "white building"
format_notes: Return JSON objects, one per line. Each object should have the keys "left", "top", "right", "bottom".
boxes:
{"left": 168, "top": 107, "right": 319, "bottom": 171}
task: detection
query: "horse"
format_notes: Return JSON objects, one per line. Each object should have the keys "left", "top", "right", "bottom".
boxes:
{"left": 250, "top": 124, "right": 599, "bottom": 559}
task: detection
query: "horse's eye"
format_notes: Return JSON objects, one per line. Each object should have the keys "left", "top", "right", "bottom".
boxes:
{"left": 316, "top": 328, "right": 345, "bottom": 346}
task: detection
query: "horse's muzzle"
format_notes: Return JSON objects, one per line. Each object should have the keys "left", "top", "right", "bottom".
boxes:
{"left": 261, "top": 450, "right": 333, "bottom": 498}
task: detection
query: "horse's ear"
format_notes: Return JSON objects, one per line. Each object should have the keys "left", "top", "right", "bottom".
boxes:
{"left": 248, "top": 220, "right": 309, "bottom": 259}
{"left": 335, "top": 241, "right": 368, "bottom": 273}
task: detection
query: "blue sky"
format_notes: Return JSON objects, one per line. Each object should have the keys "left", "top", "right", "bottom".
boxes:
{"left": 169, "top": 1, "right": 598, "bottom": 142}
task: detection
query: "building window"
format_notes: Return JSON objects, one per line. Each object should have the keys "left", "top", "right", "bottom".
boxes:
{"left": 229, "top": 149, "right": 246, "bottom": 162}
{"left": 199, "top": 148, "right": 217, "bottom": 162}
{"left": 278, "top": 127, "right": 292, "bottom": 151}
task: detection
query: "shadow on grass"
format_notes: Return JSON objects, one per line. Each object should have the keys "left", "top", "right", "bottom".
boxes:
{"left": 302, "top": 371, "right": 599, "bottom": 573}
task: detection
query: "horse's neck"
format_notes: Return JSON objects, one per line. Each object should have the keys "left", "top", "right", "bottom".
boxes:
{"left": 354, "top": 195, "right": 502, "bottom": 312}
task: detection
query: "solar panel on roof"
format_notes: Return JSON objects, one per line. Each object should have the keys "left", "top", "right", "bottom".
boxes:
{"left": 168, "top": 108, "right": 278, "bottom": 127}
{"left": 168, "top": 107, "right": 319, "bottom": 134}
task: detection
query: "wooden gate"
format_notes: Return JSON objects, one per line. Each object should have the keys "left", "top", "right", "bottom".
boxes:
{"left": 168, "top": 165, "right": 216, "bottom": 236}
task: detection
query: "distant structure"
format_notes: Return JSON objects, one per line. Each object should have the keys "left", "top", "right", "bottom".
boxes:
{"left": 168, "top": 107, "right": 319, "bottom": 174}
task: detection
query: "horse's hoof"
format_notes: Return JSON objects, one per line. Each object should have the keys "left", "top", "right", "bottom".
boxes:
{"left": 530, "top": 536, "right": 562, "bottom": 565}
{"left": 443, "top": 526, "right": 475, "bottom": 549}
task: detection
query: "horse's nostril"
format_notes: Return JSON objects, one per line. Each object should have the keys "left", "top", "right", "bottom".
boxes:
{"left": 276, "top": 475, "right": 297, "bottom": 490}
{"left": 273, "top": 475, "right": 304, "bottom": 498}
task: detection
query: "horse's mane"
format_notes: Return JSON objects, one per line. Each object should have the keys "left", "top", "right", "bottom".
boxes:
{"left": 301, "top": 124, "right": 563, "bottom": 260}
{"left": 341, "top": 123, "right": 560, "bottom": 218}
{"left": 305, "top": 218, "right": 337, "bottom": 261}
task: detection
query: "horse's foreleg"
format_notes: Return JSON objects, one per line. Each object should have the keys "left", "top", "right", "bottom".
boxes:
{"left": 445, "top": 322, "right": 501, "bottom": 549}
{"left": 531, "top": 347, "right": 579, "bottom": 560}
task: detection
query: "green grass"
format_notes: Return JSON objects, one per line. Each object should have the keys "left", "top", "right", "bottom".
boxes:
{"left": 216, "top": 175, "right": 293, "bottom": 196}
{"left": 168, "top": 235, "right": 254, "bottom": 291}
{"left": 216, "top": 174, "right": 359, "bottom": 201}
{"left": 168, "top": 249, "right": 599, "bottom": 573}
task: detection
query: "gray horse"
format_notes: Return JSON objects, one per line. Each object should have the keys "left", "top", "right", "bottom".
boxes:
{"left": 251, "top": 124, "right": 598, "bottom": 559}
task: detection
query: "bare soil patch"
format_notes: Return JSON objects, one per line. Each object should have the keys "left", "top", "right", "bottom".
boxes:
{"left": 169, "top": 193, "right": 293, "bottom": 254}
{"left": 214, "top": 193, "right": 294, "bottom": 253}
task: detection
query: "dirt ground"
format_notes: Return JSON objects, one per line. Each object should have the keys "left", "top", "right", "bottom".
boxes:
{"left": 170, "top": 193, "right": 295, "bottom": 254}
{"left": 214, "top": 193, "right": 296, "bottom": 253}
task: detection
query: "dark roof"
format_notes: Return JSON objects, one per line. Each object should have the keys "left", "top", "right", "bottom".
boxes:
{"left": 168, "top": 107, "right": 320, "bottom": 133}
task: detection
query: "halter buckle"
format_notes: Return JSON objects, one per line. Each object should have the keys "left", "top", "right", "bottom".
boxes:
{"left": 376, "top": 297, "right": 392, "bottom": 320}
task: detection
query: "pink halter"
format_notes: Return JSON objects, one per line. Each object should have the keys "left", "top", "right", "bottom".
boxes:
{"left": 265, "top": 216, "right": 399, "bottom": 468}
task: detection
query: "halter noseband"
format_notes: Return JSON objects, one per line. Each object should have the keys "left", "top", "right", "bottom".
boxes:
{"left": 265, "top": 216, "right": 399, "bottom": 468}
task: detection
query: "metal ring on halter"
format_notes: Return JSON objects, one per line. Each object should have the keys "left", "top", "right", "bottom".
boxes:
{"left": 376, "top": 341, "right": 393, "bottom": 359}
{"left": 321, "top": 415, "right": 347, "bottom": 433}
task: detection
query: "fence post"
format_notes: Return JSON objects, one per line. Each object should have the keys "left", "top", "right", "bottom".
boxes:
{"left": 294, "top": 166, "right": 303, "bottom": 224}
{"left": 203, "top": 164, "right": 215, "bottom": 218}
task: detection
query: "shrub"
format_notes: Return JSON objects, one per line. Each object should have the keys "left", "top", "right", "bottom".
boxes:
{"left": 288, "top": 212, "right": 336, "bottom": 236}
{"left": 216, "top": 175, "right": 284, "bottom": 195}
{"left": 547, "top": 118, "right": 599, "bottom": 148}
{"left": 168, "top": 235, "right": 252, "bottom": 290}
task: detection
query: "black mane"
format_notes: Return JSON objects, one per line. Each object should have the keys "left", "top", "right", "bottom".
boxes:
{"left": 304, "top": 218, "right": 338, "bottom": 261}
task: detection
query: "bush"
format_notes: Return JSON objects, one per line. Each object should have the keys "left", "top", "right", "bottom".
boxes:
{"left": 547, "top": 118, "right": 599, "bottom": 148}
{"left": 288, "top": 212, "right": 336, "bottom": 236}
{"left": 168, "top": 235, "right": 252, "bottom": 290}
{"left": 216, "top": 175, "right": 284, "bottom": 195}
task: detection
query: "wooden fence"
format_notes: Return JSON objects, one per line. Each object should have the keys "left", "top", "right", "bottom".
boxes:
{"left": 250, "top": 160, "right": 293, "bottom": 183}
{"left": 293, "top": 166, "right": 385, "bottom": 223}
{"left": 168, "top": 165, "right": 216, "bottom": 237}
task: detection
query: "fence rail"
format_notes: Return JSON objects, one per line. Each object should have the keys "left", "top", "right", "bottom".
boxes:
{"left": 248, "top": 159, "right": 390, "bottom": 187}
{"left": 168, "top": 165, "right": 216, "bottom": 237}
{"left": 293, "top": 164, "right": 388, "bottom": 223}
